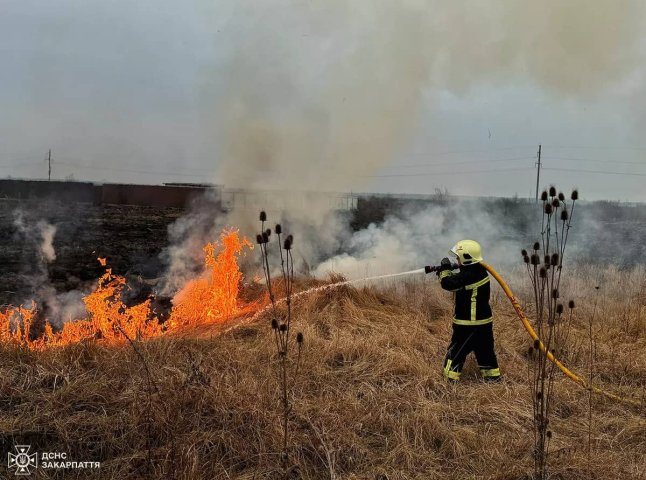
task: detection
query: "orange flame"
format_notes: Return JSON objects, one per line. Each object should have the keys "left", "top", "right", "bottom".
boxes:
{"left": 0, "top": 229, "right": 252, "bottom": 350}
{"left": 168, "top": 231, "right": 253, "bottom": 329}
{"left": 0, "top": 305, "right": 36, "bottom": 345}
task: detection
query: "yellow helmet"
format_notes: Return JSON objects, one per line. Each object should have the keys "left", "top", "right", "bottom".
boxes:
{"left": 450, "top": 240, "right": 483, "bottom": 265}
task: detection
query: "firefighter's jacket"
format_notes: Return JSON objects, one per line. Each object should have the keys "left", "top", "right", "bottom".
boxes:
{"left": 439, "top": 263, "right": 493, "bottom": 325}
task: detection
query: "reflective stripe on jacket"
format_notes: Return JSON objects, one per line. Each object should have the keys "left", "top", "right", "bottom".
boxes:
{"left": 439, "top": 263, "right": 493, "bottom": 325}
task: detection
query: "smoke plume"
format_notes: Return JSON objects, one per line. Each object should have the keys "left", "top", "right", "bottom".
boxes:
{"left": 13, "top": 213, "right": 58, "bottom": 267}
{"left": 313, "top": 199, "right": 531, "bottom": 280}
{"left": 164, "top": 0, "right": 646, "bottom": 287}
{"left": 202, "top": 0, "right": 645, "bottom": 195}
{"left": 38, "top": 221, "right": 57, "bottom": 263}
{"left": 11, "top": 211, "right": 86, "bottom": 327}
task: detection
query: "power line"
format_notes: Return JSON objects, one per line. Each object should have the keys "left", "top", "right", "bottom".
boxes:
{"left": 386, "top": 155, "right": 535, "bottom": 169}
{"left": 542, "top": 167, "right": 646, "bottom": 177}
{"left": 365, "top": 166, "right": 533, "bottom": 178}
{"left": 544, "top": 145, "right": 646, "bottom": 152}
{"left": 4, "top": 146, "right": 645, "bottom": 182}
{"left": 54, "top": 161, "right": 211, "bottom": 178}
{"left": 0, "top": 161, "right": 41, "bottom": 169}
{"left": 401, "top": 145, "right": 537, "bottom": 158}
{"left": 542, "top": 156, "right": 646, "bottom": 165}
{"left": 53, "top": 157, "right": 215, "bottom": 173}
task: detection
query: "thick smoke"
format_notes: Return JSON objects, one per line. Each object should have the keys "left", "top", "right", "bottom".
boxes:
{"left": 159, "top": 191, "right": 351, "bottom": 294}
{"left": 2, "top": 1, "right": 645, "bottom": 188}
{"left": 164, "top": 0, "right": 646, "bottom": 286}
{"left": 203, "top": 0, "right": 645, "bottom": 195}
{"left": 206, "top": 2, "right": 430, "bottom": 195}
{"left": 314, "top": 199, "right": 531, "bottom": 280}
{"left": 312, "top": 194, "right": 646, "bottom": 281}
{"left": 159, "top": 191, "right": 230, "bottom": 295}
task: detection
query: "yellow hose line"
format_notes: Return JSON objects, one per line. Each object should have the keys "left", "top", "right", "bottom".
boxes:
{"left": 481, "top": 262, "right": 641, "bottom": 407}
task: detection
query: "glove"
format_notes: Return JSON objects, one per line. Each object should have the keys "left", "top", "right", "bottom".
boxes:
{"left": 424, "top": 265, "right": 432, "bottom": 274}
{"left": 440, "top": 257, "right": 452, "bottom": 271}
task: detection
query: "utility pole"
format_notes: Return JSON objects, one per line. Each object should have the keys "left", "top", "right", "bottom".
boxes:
{"left": 535, "top": 144, "right": 541, "bottom": 202}
{"left": 47, "top": 149, "right": 52, "bottom": 181}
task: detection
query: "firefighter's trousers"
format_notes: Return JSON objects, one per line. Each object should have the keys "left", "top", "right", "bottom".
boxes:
{"left": 443, "top": 322, "right": 500, "bottom": 381}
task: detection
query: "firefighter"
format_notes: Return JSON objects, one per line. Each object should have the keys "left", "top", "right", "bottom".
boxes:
{"left": 437, "top": 240, "right": 501, "bottom": 382}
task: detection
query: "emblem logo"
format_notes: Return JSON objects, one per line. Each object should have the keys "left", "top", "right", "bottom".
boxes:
{"left": 8, "top": 445, "right": 38, "bottom": 476}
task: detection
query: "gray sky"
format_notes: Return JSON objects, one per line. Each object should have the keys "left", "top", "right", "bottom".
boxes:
{"left": 2, "top": 0, "right": 646, "bottom": 201}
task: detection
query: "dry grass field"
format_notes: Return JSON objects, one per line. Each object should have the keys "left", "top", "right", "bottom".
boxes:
{"left": 0, "top": 266, "right": 643, "bottom": 479}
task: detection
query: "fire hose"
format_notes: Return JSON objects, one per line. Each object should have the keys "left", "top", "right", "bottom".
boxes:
{"left": 244, "top": 262, "right": 641, "bottom": 407}
{"left": 479, "top": 261, "right": 641, "bottom": 407}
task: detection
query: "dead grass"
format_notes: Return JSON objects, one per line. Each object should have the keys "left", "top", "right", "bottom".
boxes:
{"left": 0, "top": 266, "right": 643, "bottom": 479}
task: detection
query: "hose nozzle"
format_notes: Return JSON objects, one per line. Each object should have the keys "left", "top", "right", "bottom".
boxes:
{"left": 424, "top": 263, "right": 458, "bottom": 274}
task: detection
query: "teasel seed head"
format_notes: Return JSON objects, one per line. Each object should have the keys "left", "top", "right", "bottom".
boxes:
{"left": 521, "top": 249, "right": 528, "bottom": 256}
{"left": 284, "top": 236, "right": 292, "bottom": 250}
{"left": 549, "top": 186, "right": 557, "bottom": 197}
{"left": 568, "top": 300, "right": 575, "bottom": 309}
{"left": 533, "top": 339, "right": 541, "bottom": 350}
{"left": 539, "top": 267, "right": 547, "bottom": 278}
{"left": 546, "top": 430, "right": 553, "bottom": 439}
{"left": 571, "top": 189, "right": 579, "bottom": 201}
{"left": 537, "top": 391, "right": 543, "bottom": 400}
{"left": 556, "top": 303, "right": 564, "bottom": 315}
{"left": 523, "top": 255, "right": 530, "bottom": 264}
{"left": 544, "top": 255, "right": 551, "bottom": 265}
{"left": 271, "top": 319, "right": 278, "bottom": 330}
{"left": 275, "top": 224, "right": 282, "bottom": 235}
{"left": 531, "top": 254, "right": 540, "bottom": 265}
{"left": 296, "top": 332, "right": 304, "bottom": 343}
{"left": 541, "top": 191, "right": 548, "bottom": 201}
{"left": 265, "top": 228, "right": 271, "bottom": 237}
{"left": 561, "top": 209, "right": 568, "bottom": 221}
{"left": 558, "top": 192, "right": 565, "bottom": 201}
{"left": 533, "top": 241, "right": 540, "bottom": 251}
{"left": 262, "top": 232, "right": 269, "bottom": 244}
{"left": 551, "top": 198, "right": 560, "bottom": 208}
{"left": 259, "top": 211, "right": 267, "bottom": 222}
{"left": 552, "top": 288, "right": 560, "bottom": 299}
{"left": 256, "top": 234, "right": 263, "bottom": 245}
{"left": 551, "top": 253, "right": 559, "bottom": 266}
{"left": 279, "top": 323, "right": 288, "bottom": 332}
{"left": 544, "top": 203, "right": 553, "bottom": 215}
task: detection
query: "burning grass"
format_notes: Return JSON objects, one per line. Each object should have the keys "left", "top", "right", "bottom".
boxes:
{"left": 0, "top": 230, "right": 253, "bottom": 350}
{"left": 0, "top": 266, "right": 643, "bottom": 479}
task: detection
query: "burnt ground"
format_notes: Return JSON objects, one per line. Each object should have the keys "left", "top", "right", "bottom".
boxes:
{"left": 0, "top": 199, "right": 183, "bottom": 306}
{"left": 2, "top": 195, "right": 645, "bottom": 307}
